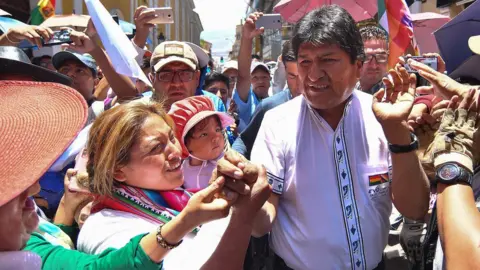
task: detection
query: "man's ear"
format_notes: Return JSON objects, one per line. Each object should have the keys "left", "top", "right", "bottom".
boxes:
{"left": 355, "top": 59, "right": 363, "bottom": 79}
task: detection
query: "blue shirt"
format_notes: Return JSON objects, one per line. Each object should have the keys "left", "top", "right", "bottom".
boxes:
{"left": 202, "top": 90, "right": 226, "bottom": 112}
{"left": 233, "top": 89, "right": 292, "bottom": 159}
{"left": 233, "top": 87, "right": 260, "bottom": 133}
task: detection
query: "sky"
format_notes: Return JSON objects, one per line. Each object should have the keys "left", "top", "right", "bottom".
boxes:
{"left": 193, "top": 0, "right": 248, "bottom": 56}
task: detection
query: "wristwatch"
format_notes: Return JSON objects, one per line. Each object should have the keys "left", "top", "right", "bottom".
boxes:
{"left": 388, "top": 133, "right": 419, "bottom": 154}
{"left": 435, "top": 162, "right": 473, "bottom": 186}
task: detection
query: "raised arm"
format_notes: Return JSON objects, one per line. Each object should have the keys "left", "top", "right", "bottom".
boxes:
{"left": 372, "top": 66, "right": 430, "bottom": 220}
{"left": 132, "top": 6, "right": 156, "bottom": 50}
{"left": 236, "top": 13, "right": 264, "bottom": 102}
{"left": 430, "top": 90, "right": 480, "bottom": 269}
{"left": 67, "top": 22, "right": 138, "bottom": 101}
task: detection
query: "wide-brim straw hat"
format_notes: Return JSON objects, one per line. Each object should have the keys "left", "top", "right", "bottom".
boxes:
{"left": 0, "top": 81, "right": 87, "bottom": 206}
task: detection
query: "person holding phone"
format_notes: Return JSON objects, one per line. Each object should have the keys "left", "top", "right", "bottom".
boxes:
{"left": 235, "top": 12, "right": 272, "bottom": 133}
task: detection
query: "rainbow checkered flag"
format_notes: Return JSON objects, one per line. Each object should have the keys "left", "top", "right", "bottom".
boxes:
{"left": 378, "top": 0, "right": 415, "bottom": 68}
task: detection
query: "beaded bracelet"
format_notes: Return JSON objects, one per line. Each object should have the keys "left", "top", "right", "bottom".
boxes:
{"left": 156, "top": 224, "right": 183, "bottom": 250}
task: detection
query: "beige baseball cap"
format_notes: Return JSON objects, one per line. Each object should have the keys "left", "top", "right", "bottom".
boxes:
{"left": 222, "top": 60, "right": 238, "bottom": 73}
{"left": 151, "top": 41, "right": 199, "bottom": 72}
{"left": 469, "top": 35, "right": 480, "bottom": 55}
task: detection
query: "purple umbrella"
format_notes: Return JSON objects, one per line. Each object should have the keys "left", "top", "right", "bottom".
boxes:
{"left": 434, "top": 0, "right": 480, "bottom": 73}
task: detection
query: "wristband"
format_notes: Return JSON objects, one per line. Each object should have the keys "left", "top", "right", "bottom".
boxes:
{"left": 156, "top": 223, "right": 183, "bottom": 250}
{"left": 388, "top": 133, "right": 419, "bottom": 154}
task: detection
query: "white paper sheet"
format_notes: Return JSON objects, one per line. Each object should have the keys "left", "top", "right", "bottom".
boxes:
{"left": 85, "top": 0, "right": 151, "bottom": 87}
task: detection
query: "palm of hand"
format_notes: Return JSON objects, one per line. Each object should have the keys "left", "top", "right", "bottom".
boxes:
{"left": 373, "top": 92, "right": 414, "bottom": 123}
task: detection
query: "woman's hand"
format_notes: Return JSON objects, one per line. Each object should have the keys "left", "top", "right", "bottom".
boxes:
{"left": 182, "top": 177, "right": 238, "bottom": 228}
{"left": 54, "top": 169, "right": 92, "bottom": 226}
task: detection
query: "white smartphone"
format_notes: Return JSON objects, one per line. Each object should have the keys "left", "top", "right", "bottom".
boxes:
{"left": 256, "top": 14, "right": 282, "bottom": 29}
{"left": 147, "top": 7, "right": 174, "bottom": 24}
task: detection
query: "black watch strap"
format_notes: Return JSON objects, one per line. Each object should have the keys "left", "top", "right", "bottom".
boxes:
{"left": 388, "top": 133, "right": 419, "bottom": 154}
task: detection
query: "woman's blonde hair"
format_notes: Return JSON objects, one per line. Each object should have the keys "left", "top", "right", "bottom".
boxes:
{"left": 77, "top": 100, "right": 175, "bottom": 196}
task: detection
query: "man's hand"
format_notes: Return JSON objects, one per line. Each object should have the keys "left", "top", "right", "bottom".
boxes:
{"left": 5, "top": 25, "right": 53, "bottom": 47}
{"left": 408, "top": 103, "right": 428, "bottom": 131}
{"left": 414, "top": 115, "right": 440, "bottom": 180}
{"left": 242, "top": 12, "right": 265, "bottom": 40}
{"left": 373, "top": 65, "right": 417, "bottom": 143}
{"left": 133, "top": 6, "right": 156, "bottom": 48}
{"left": 424, "top": 89, "right": 480, "bottom": 172}
{"left": 232, "top": 165, "right": 272, "bottom": 221}
{"left": 65, "top": 29, "right": 97, "bottom": 54}
{"left": 182, "top": 176, "right": 238, "bottom": 227}
{"left": 408, "top": 59, "right": 472, "bottom": 100}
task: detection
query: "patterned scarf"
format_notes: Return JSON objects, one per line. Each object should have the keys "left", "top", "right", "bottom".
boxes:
{"left": 92, "top": 183, "right": 198, "bottom": 232}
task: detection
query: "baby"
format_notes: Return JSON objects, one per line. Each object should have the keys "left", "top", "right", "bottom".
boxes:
{"left": 169, "top": 96, "right": 234, "bottom": 190}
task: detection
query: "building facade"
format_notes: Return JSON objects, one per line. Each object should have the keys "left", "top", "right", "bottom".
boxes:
{"left": 51, "top": 0, "right": 203, "bottom": 48}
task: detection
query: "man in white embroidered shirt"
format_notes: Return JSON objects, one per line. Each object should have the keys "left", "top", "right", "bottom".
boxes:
{"left": 250, "top": 6, "right": 430, "bottom": 270}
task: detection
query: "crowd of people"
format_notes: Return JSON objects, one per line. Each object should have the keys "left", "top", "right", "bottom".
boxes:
{"left": 1, "top": 3, "right": 480, "bottom": 270}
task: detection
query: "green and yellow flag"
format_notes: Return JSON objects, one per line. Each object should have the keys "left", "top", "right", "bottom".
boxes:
{"left": 31, "top": 0, "right": 55, "bottom": 25}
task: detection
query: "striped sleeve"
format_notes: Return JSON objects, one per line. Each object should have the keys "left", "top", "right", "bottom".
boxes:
{"left": 251, "top": 111, "right": 285, "bottom": 195}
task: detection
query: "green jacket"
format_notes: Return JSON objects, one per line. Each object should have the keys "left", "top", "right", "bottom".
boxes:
{"left": 24, "top": 232, "right": 163, "bottom": 270}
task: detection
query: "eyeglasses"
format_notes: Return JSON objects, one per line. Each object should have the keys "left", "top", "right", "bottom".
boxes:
{"left": 363, "top": 53, "right": 388, "bottom": 64}
{"left": 156, "top": 70, "right": 194, "bottom": 82}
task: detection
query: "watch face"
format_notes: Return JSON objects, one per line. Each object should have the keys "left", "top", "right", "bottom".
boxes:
{"left": 439, "top": 164, "right": 460, "bottom": 181}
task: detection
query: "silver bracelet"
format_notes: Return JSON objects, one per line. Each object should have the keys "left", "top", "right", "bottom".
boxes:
{"left": 156, "top": 223, "right": 183, "bottom": 250}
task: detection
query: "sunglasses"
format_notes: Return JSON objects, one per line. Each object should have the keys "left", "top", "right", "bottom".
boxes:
{"left": 363, "top": 53, "right": 388, "bottom": 64}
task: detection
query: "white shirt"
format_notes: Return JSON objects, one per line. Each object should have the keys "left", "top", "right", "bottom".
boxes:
{"left": 78, "top": 209, "right": 230, "bottom": 269}
{"left": 251, "top": 92, "right": 392, "bottom": 270}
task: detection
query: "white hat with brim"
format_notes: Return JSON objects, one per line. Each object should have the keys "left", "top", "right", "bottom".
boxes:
{"left": 250, "top": 62, "right": 270, "bottom": 74}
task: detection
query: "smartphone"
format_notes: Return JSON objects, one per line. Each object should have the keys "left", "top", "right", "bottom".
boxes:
{"left": 256, "top": 14, "right": 282, "bottom": 29}
{"left": 147, "top": 7, "right": 174, "bottom": 24}
{"left": 68, "top": 148, "right": 91, "bottom": 193}
{"left": 404, "top": 56, "right": 438, "bottom": 73}
{"left": 18, "top": 29, "right": 72, "bottom": 49}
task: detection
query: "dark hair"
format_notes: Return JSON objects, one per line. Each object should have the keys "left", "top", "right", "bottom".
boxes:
{"left": 252, "top": 54, "right": 262, "bottom": 61}
{"left": 203, "top": 72, "right": 230, "bottom": 90}
{"left": 291, "top": 5, "right": 364, "bottom": 64}
{"left": 31, "top": 55, "right": 52, "bottom": 66}
{"left": 282, "top": 40, "right": 296, "bottom": 66}
{"left": 359, "top": 25, "right": 388, "bottom": 44}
